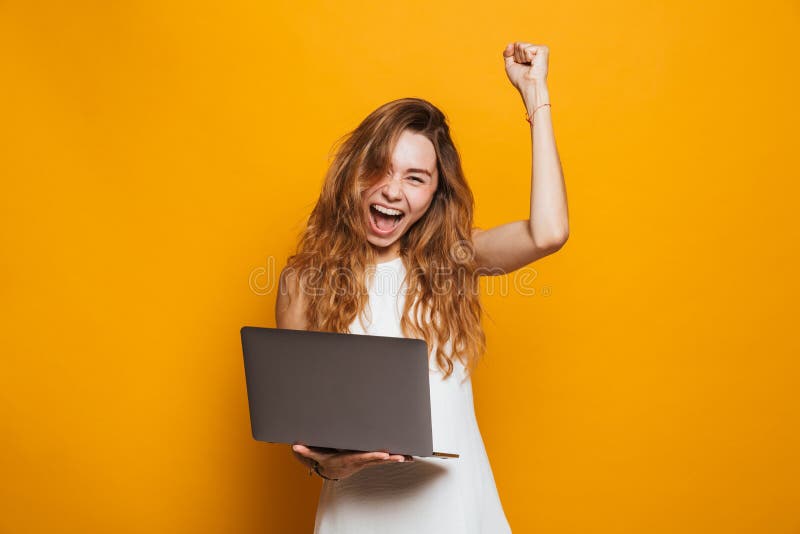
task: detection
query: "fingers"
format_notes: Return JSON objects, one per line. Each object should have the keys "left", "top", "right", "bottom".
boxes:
{"left": 293, "top": 445, "right": 381, "bottom": 464}
{"left": 354, "top": 451, "right": 414, "bottom": 463}
{"left": 292, "top": 444, "right": 413, "bottom": 466}
{"left": 360, "top": 454, "right": 413, "bottom": 469}
{"left": 292, "top": 443, "right": 338, "bottom": 455}
{"left": 354, "top": 451, "right": 391, "bottom": 463}
{"left": 291, "top": 443, "right": 310, "bottom": 456}
{"left": 516, "top": 43, "right": 534, "bottom": 64}
{"left": 292, "top": 443, "right": 329, "bottom": 463}
{"left": 504, "top": 41, "right": 546, "bottom": 64}
{"left": 362, "top": 453, "right": 413, "bottom": 464}
{"left": 291, "top": 444, "right": 416, "bottom": 480}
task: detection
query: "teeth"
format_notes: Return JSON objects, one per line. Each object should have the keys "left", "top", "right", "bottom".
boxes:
{"left": 371, "top": 204, "right": 403, "bottom": 216}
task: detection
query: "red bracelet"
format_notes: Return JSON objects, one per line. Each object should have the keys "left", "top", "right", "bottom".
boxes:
{"left": 525, "top": 103, "right": 551, "bottom": 124}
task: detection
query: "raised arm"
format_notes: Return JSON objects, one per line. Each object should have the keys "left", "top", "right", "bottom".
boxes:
{"left": 473, "top": 42, "right": 569, "bottom": 275}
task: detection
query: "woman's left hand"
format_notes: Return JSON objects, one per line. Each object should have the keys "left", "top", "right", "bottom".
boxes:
{"left": 503, "top": 41, "right": 549, "bottom": 93}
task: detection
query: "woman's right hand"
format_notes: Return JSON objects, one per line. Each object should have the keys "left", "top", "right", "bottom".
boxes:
{"left": 291, "top": 442, "right": 413, "bottom": 480}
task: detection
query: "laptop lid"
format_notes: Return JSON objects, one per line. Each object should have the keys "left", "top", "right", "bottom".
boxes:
{"left": 240, "top": 326, "right": 458, "bottom": 458}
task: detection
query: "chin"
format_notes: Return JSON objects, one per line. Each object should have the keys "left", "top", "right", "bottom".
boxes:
{"left": 366, "top": 233, "right": 400, "bottom": 248}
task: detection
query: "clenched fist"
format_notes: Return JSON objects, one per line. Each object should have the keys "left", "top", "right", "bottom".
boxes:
{"left": 503, "top": 41, "right": 549, "bottom": 94}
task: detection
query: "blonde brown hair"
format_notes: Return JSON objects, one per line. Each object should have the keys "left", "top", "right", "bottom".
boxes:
{"left": 285, "top": 97, "right": 485, "bottom": 381}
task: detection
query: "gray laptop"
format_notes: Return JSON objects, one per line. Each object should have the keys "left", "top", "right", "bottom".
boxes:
{"left": 240, "top": 326, "right": 458, "bottom": 459}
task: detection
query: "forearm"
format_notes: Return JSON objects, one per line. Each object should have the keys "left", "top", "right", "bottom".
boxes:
{"left": 522, "top": 80, "right": 569, "bottom": 246}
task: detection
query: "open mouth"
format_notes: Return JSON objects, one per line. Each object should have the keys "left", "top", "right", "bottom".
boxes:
{"left": 369, "top": 203, "right": 405, "bottom": 234}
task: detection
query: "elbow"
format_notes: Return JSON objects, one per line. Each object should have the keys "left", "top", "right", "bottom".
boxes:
{"left": 543, "top": 235, "right": 568, "bottom": 253}
{"left": 530, "top": 225, "right": 569, "bottom": 252}
{"left": 553, "top": 228, "right": 569, "bottom": 249}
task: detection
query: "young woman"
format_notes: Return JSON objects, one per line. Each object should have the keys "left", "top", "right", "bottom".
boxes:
{"left": 276, "top": 41, "right": 568, "bottom": 533}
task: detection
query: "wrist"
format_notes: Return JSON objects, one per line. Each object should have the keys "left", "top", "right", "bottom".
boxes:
{"left": 310, "top": 459, "right": 340, "bottom": 481}
{"left": 522, "top": 80, "right": 550, "bottom": 112}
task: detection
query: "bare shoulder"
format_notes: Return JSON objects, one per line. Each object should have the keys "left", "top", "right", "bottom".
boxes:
{"left": 276, "top": 265, "right": 308, "bottom": 330}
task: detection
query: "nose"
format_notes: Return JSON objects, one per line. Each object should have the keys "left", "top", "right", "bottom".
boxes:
{"left": 381, "top": 175, "right": 403, "bottom": 201}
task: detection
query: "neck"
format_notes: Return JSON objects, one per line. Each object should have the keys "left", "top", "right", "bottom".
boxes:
{"left": 371, "top": 243, "right": 401, "bottom": 264}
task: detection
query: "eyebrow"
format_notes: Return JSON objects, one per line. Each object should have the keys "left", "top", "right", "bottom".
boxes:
{"left": 405, "top": 168, "right": 433, "bottom": 177}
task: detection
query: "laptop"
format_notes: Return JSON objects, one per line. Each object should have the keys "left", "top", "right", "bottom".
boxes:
{"left": 240, "top": 326, "right": 458, "bottom": 459}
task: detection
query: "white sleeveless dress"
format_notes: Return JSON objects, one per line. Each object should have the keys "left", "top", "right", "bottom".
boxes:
{"left": 313, "top": 256, "right": 512, "bottom": 533}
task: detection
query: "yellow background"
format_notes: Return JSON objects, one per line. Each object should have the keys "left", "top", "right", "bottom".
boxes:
{"left": 2, "top": 1, "right": 798, "bottom": 532}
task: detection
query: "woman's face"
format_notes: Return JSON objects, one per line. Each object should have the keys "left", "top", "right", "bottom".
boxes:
{"left": 361, "top": 129, "right": 439, "bottom": 253}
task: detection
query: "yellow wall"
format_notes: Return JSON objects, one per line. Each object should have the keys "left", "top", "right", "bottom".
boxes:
{"left": 2, "top": 1, "right": 798, "bottom": 532}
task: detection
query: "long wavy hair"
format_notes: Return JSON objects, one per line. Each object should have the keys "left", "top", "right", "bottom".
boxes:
{"left": 285, "top": 97, "right": 486, "bottom": 381}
